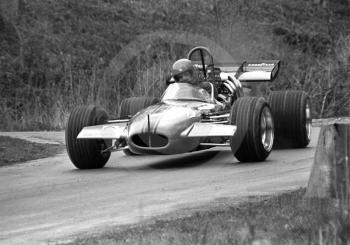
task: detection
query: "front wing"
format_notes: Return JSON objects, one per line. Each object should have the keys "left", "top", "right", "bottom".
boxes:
{"left": 181, "top": 122, "right": 236, "bottom": 137}
{"left": 77, "top": 122, "right": 236, "bottom": 139}
{"left": 77, "top": 122, "right": 127, "bottom": 139}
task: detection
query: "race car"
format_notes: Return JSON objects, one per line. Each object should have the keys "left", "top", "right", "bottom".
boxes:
{"left": 66, "top": 46, "right": 312, "bottom": 169}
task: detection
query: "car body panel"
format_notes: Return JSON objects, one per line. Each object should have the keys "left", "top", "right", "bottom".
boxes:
{"left": 181, "top": 122, "right": 236, "bottom": 137}
{"left": 77, "top": 122, "right": 127, "bottom": 139}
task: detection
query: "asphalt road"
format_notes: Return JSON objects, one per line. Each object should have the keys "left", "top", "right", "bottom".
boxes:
{"left": 0, "top": 127, "right": 320, "bottom": 244}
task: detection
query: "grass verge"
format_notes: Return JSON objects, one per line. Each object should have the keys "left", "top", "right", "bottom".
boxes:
{"left": 0, "top": 136, "right": 64, "bottom": 166}
{"left": 69, "top": 189, "right": 350, "bottom": 245}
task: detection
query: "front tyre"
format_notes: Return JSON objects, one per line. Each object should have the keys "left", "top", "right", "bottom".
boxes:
{"left": 229, "top": 97, "right": 274, "bottom": 162}
{"left": 66, "top": 105, "right": 111, "bottom": 169}
{"left": 268, "top": 91, "right": 311, "bottom": 148}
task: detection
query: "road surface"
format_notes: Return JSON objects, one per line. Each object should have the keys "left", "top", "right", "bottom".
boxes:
{"left": 0, "top": 128, "right": 320, "bottom": 244}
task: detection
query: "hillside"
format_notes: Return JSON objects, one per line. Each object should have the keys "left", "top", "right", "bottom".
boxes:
{"left": 0, "top": 0, "right": 349, "bottom": 130}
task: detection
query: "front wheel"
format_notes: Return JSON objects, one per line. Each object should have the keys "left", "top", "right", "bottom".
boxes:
{"left": 229, "top": 97, "right": 274, "bottom": 162}
{"left": 268, "top": 91, "right": 311, "bottom": 148}
{"left": 65, "top": 105, "right": 111, "bottom": 169}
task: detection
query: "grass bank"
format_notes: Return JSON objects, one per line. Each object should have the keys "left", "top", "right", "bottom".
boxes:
{"left": 69, "top": 189, "right": 350, "bottom": 245}
{"left": 0, "top": 136, "right": 64, "bottom": 166}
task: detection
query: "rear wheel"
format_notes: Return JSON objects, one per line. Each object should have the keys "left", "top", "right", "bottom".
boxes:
{"left": 119, "top": 97, "right": 159, "bottom": 119}
{"left": 229, "top": 97, "right": 274, "bottom": 162}
{"left": 66, "top": 105, "right": 111, "bottom": 169}
{"left": 119, "top": 97, "right": 159, "bottom": 155}
{"left": 268, "top": 91, "right": 311, "bottom": 148}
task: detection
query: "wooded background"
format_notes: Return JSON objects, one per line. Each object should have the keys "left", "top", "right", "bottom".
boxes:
{"left": 0, "top": 0, "right": 349, "bottom": 130}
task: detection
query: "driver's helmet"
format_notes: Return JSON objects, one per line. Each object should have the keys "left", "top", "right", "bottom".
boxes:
{"left": 171, "top": 59, "right": 195, "bottom": 84}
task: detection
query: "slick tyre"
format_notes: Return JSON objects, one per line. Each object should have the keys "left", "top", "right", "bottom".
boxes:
{"left": 229, "top": 97, "right": 274, "bottom": 162}
{"left": 268, "top": 91, "right": 311, "bottom": 148}
{"left": 119, "top": 97, "right": 159, "bottom": 155}
{"left": 119, "top": 97, "right": 159, "bottom": 119}
{"left": 66, "top": 105, "right": 111, "bottom": 169}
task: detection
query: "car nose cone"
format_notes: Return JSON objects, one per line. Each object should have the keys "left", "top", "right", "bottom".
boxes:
{"left": 127, "top": 104, "right": 201, "bottom": 154}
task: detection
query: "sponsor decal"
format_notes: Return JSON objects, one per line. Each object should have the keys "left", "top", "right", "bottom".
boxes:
{"left": 247, "top": 63, "right": 274, "bottom": 67}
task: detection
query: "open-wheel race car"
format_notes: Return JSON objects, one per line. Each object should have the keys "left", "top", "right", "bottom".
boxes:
{"left": 66, "top": 47, "right": 312, "bottom": 169}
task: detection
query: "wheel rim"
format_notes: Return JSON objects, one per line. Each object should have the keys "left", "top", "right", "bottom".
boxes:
{"left": 260, "top": 107, "right": 274, "bottom": 152}
{"left": 305, "top": 102, "right": 312, "bottom": 141}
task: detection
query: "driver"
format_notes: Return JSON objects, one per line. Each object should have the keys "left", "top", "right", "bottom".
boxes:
{"left": 171, "top": 59, "right": 200, "bottom": 85}
{"left": 171, "top": 58, "right": 219, "bottom": 103}
{"left": 171, "top": 58, "right": 227, "bottom": 108}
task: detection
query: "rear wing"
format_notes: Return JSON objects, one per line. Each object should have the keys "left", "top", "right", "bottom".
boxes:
{"left": 218, "top": 60, "right": 280, "bottom": 82}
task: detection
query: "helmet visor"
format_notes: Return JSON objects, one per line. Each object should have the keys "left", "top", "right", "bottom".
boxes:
{"left": 173, "top": 70, "right": 193, "bottom": 83}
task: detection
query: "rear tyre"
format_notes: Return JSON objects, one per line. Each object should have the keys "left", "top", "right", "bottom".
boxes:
{"left": 66, "top": 105, "right": 111, "bottom": 169}
{"left": 119, "top": 97, "right": 159, "bottom": 119}
{"left": 268, "top": 91, "right": 311, "bottom": 148}
{"left": 229, "top": 97, "right": 274, "bottom": 162}
{"left": 119, "top": 97, "right": 159, "bottom": 155}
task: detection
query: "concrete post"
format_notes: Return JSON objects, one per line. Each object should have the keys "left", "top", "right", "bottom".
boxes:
{"left": 306, "top": 119, "right": 350, "bottom": 208}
